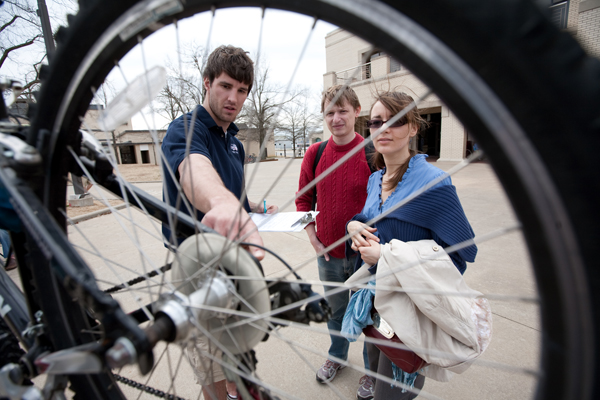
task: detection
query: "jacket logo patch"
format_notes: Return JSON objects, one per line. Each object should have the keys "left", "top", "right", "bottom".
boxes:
{"left": 230, "top": 143, "right": 239, "bottom": 154}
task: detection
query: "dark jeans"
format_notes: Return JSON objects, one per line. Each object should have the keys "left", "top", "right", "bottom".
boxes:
{"left": 318, "top": 255, "right": 369, "bottom": 369}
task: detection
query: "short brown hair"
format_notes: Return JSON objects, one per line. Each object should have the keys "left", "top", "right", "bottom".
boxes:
{"left": 320, "top": 85, "right": 361, "bottom": 113}
{"left": 203, "top": 45, "right": 254, "bottom": 92}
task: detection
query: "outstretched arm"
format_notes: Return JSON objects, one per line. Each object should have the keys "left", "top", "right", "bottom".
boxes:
{"left": 179, "top": 153, "right": 265, "bottom": 260}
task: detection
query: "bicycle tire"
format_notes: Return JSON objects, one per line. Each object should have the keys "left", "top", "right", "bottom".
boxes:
{"left": 26, "top": 0, "right": 600, "bottom": 399}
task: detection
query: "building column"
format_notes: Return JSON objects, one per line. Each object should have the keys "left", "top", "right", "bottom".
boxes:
{"left": 437, "top": 106, "right": 466, "bottom": 162}
{"left": 153, "top": 143, "right": 159, "bottom": 165}
{"left": 323, "top": 71, "right": 337, "bottom": 89}
{"left": 370, "top": 55, "right": 389, "bottom": 79}
{"left": 135, "top": 145, "right": 142, "bottom": 165}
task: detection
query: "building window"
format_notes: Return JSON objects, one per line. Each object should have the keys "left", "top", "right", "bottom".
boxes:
{"left": 119, "top": 145, "right": 136, "bottom": 164}
{"left": 550, "top": 1, "right": 569, "bottom": 29}
{"left": 364, "top": 63, "right": 371, "bottom": 79}
{"left": 362, "top": 50, "right": 402, "bottom": 78}
{"left": 390, "top": 57, "right": 402, "bottom": 73}
{"left": 355, "top": 116, "right": 370, "bottom": 139}
{"left": 362, "top": 51, "right": 383, "bottom": 79}
{"left": 141, "top": 150, "right": 150, "bottom": 164}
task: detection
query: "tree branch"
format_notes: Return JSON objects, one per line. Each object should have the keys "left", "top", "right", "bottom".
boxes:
{"left": 0, "top": 15, "right": 19, "bottom": 34}
{"left": 0, "top": 34, "right": 42, "bottom": 68}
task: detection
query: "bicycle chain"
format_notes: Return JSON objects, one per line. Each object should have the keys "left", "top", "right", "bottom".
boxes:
{"left": 113, "top": 374, "right": 186, "bottom": 400}
{"left": 105, "top": 265, "right": 188, "bottom": 399}
{"left": 104, "top": 264, "right": 171, "bottom": 294}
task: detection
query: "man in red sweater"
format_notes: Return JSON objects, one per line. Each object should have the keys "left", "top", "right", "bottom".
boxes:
{"left": 296, "top": 85, "right": 374, "bottom": 399}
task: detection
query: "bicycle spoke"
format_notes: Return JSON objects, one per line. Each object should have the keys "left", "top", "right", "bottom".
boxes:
{"left": 25, "top": 3, "right": 564, "bottom": 399}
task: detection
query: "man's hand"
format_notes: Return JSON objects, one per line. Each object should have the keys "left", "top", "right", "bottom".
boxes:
{"left": 305, "top": 224, "right": 329, "bottom": 261}
{"left": 201, "top": 200, "right": 266, "bottom": 260}
{"left": 179, "top": 154, "right": 266, "bottom": 260}
{"left": 347, "top": 221, "right": 378, "bottom": 251}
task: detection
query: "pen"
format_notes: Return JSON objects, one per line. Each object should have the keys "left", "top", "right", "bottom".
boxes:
{"left": 264, "top": 199, "right": 267, "bottom": 213}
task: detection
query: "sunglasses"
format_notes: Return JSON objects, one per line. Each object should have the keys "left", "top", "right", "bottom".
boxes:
{"left": 366, "top": 119, "right": 407, "bottom": 129}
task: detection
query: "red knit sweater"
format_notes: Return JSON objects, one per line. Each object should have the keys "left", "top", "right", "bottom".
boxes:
{"left": 296, "top": 133, "right": 372, "bottom": 258}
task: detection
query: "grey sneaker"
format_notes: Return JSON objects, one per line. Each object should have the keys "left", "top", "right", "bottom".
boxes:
{"left": 316, "top": 360, "right": 344, "bottom": 383}
{"left": 356, "top": 374, "right": 375, "bottom": 400}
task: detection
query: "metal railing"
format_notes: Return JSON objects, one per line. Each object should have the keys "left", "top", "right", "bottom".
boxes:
{"left": 335, "top": 62, "right": 371, "bottom": 83}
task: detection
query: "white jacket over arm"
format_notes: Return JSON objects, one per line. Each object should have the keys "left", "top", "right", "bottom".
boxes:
{"left": 374, "top": 239, "right": 492, "bottom": 381}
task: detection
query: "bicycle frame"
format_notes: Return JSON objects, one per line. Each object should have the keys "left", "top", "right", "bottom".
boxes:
{"left": 0, "top": 266, "right": 34, "bottom": 350}
{"left": 0, "top": 118, "right": 325, "bottom": 399}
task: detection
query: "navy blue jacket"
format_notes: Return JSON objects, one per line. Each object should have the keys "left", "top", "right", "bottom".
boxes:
{"left": 161, "top": 105, "right": 249, "bottom": 243}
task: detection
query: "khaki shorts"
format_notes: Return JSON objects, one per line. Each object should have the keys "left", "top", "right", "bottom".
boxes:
{"left": 186, "top": 336, "right": 225, "bottom": 384}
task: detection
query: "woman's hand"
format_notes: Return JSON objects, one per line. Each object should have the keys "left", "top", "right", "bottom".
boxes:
{"left": 358, "top": 239, "right": 381, "bottom": 266}
{"left": 347, "top": 221, "right": 378, "bottom": 251}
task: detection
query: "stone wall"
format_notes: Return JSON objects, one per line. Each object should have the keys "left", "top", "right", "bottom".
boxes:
{"left": 578, "top": 0, "right": 600, "bottom": 57}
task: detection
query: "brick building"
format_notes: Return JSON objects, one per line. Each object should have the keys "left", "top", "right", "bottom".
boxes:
{"left": 83, "top": 106, "right": 275, "bottom": 165}
{"left": 322, "top": 0, "right": 600, "bottom": 161}
{"left": 83, "top": 105, "right": 165, "bottom": 165}
{"left": 576, "top": 0, "right": 600, "bottom": 57}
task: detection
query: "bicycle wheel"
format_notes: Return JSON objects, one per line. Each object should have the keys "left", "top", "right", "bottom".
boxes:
{"left": 26, "top": 0, "right": 599, "bottom": 399}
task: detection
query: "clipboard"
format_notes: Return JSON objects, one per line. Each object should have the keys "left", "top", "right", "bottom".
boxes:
{"left": 250, "top": 211, "right": 319, "bottom": 232}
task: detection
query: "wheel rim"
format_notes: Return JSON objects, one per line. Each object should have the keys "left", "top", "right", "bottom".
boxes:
{"left": 26, "top": 1, "right": 597, "bottom": 399}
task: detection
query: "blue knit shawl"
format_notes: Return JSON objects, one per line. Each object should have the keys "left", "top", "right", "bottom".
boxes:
{"left": 348, "top": 184, "right": 477, "bottom": 274}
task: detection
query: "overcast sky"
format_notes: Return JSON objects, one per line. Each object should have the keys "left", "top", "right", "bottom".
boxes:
{"left": 3, "top": 4, "right": 338, "bottom": 129}
{"left": 101, "top": 7, "right": 338, "bottom": 129}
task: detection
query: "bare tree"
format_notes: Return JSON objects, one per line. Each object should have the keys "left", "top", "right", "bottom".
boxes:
{"left": 155, "top": 43, "right": 206, "bottom": 123}
{"left": 238, "top": 61, "right": 300, "bottom": 160}
{"left": 279, "top": 88, "right": 322, "bottom": 157}
{"left": 155, "top": 51, "right": 304, "bottom": 158}
{"left": 0, "top": 0, "right": 76, "bottom": 101}
{"left": 90, "top": 82, "right": 122, "bottom": 162}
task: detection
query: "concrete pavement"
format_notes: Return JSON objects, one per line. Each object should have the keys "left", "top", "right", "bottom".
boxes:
{"left": 245, "top": 158, "right": 539, "bottom": 400}
{"left": 59, "top": 157, "right": 539, "bottom": 399}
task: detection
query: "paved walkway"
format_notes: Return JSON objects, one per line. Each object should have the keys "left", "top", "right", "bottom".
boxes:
{"left": 58, "top": 157, "right": 539, "bottom": 399}
{"left": 245, "top": 158, "right": 539, "bottom": 400}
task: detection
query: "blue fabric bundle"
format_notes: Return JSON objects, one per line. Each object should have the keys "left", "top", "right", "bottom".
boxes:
{"left": 392, "top": 365, "right": 420, "bottom": 393}
{"left": 341, "top": 285, "right": 374, "bottom": 341}
{"left": 342, "top": 281, "right": 422, "bottom": 392}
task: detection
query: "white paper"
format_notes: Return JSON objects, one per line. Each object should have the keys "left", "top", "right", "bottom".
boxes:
{"left": 250, "top": 212, "right": 319, "bottom": 232}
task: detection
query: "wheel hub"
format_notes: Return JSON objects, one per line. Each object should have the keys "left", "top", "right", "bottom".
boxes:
{"left": 159, "top": 233, "right": 270, "bottom": 354}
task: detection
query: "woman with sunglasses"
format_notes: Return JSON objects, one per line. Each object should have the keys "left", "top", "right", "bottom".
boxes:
{"left": 345, "top": 91, "right": 477, "bottom": 399}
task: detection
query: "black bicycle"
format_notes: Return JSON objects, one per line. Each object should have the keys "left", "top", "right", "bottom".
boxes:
{"left": 0, "top": 1, "right": 598, "bottom": 399}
